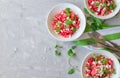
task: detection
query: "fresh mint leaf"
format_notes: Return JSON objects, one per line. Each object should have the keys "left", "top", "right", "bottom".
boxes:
{"left": 84, "top": 8, "right": 89, "bottom": 14}
{"left": 55, "top": 50, "right": 61, "bottom": 56}
{"left": 104, "top": 70, "right": 110, "bottom": 74}
{"left": 113, "top": 69, "right": 116, "bottom": 74}
{"left": 94, "top": 2, "right": 100, "bottom": 6}
{"left": 103, "top": 3, "right": 107, "bottom": 7}
{"left": 67, "top": 49, "right": 76, "bottom": 57}
{"left": 66, "top": 8, "right": 71, "bottom": 17}
{"left": 65, "top": 19, "right": 72, "bottom": 26}
{"left": 72, "top": 27, "right": 76, "bottom": 32}
{"left": 101, "top": 59, "right": 108, "bottom": 64}
{"left": 71, "top": 45, "right": 77, "bottom": 49}
{"left": 110, "top": 6, "right": 114, "bottom": 10}
{"left": 66, "top": 8, "right": 70, "bottom": 13}
{"left": 91, "top": 23, "right": 97, "bottom": 31}
{"left": 68, "top": 68, "right": 75, "bottom": 74}
{"left": 55, "top": 44, "right": 63, "bottom": 48}
{"left": 57, "top": 22, "right": 61, "bottom": 26}
{"left": 93, "top": 54, "right": 98, "bottom": 61}
{"left": 56, "top": 28, "right": 60, "bottom": 32}
{"left": 118, "top": 58, "right": 120, "bottom": 62}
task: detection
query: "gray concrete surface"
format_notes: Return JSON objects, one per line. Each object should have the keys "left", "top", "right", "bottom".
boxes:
{"left": 0, "top": 0, "right": 119, "bottom": 78}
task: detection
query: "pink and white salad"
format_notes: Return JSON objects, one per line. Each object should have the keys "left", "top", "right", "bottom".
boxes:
{"left": 88, "top": 0, "right": 116, "bottom": 16}
{"left": 51, "top": 8, "right": 80, "bottom": 38}
{"left": 84, "top": 54, "right": 116, "bottom": 78}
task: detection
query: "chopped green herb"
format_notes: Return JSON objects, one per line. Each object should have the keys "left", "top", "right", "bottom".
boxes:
{"left": 55, "top": 50, "right": 61, "bottom": 56}
{"left": 118, "top": 58, "right": 120, "bottom": 62}
{"left": 100, "top": 55, "right": 103, "bottom": 57}
{"left": 105, "top": 11, "right": 108, "bottom": 15}
{"left": 90, "top": 9, "right": 95, "bottom": 13}
{"left": 111, "top": 2, "right": 116, "bottom": 9}
{"left": 91, "top": 23, "right": 98, "bottom": 31}
{"left": 72, "top": 27, "right": 76, "bottom": 32}
{"left": 101, "top": 59, "right": 108, "bottom": 64}
{"left": 57, "top": 22, "right": 62, "bottom": 26}
{"left": 84, "top": 8, "right": 89, "bottom": 14}
{"left": 103, "top": 3, "right": 107, "bottom": 7}
{"left": 73, "top": 16, "right": 76, "bottom": 21}
{"left": 93, "top": 54, "right": 98, "bottom": 61}
{"left": 94, "top": 2, "right": 100, "bottom": 6}
{"left": 113, "top": 69, "right": 116, "bottom": 74}
{"left": 56, "top": 28, "right": 60, "bottom": 32}
{"left": 66, "top": 12, "right": 70, "bottom": 17}
{"left": 66, "top": 8, "right": 71, "bottom": 17}
{"left": 65, "top": 19, "right": 73, "bottom": 26}
{"left": 71, "top": 45, "right": 77, "bottom": 49}
{"left": 104, "top": 69, "right": 110, "bottom": 74}
{"left": 55, "top": 44, "right": 63, "bottom": 48}
{"left": 66, "top": 8, "right": 70, "bottom": 13}
{"left": 67, "top": 49, "right": 76, "bottom": 57}
{"left": 68, "top": 68, "right": 75, "bottom": 74}
{"left": 110, "top": 5, "right": 114, "bottom": 10}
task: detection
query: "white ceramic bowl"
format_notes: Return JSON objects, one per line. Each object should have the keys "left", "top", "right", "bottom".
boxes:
{"left": 84, "top": 0, "right": 120, "bottom": 19}
{"left": 47, "top": 3, "right": 86, "bottom": 41}
{"left": 81, "top": 50, "right": 120, "bottom": 78}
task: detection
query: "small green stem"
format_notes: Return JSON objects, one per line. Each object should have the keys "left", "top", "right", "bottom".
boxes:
{"left": 68, "top": 57, "right": 73, "bottom": 67}
{"left": 68, "top": 57, "right": 80, "bottom": 72}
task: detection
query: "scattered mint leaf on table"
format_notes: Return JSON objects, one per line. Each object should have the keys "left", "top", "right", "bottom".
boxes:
{"left": 67, "top": 49, "right": 76, "bottom": 57}
{"left": 71, "top": 45, "right": 77, "bottom": 49}
{"left": 55, "top": 44, "right": 63, "bottom": 48}
{"left": 54, "top": 44, "right": 63, "bottom": 56}
{"left": 65, "top": 19, "right": 73, "bottom": 26}
{"left": 54, "top": 44, "right": 79, "bottom": 74}
{"left": 68, "top": 68, "right": 75, "bottom": 74}
{"left": 55, "top": 50, "right": 61, "bottom": 56}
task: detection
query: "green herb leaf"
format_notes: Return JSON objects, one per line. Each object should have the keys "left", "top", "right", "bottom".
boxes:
{"left": 93, "top": 54, "right": 98, "bottom": 61}
{"left": 113, "top": 69, "right": 116, "bottom": 74}
{"left": 56, "top": 28, "right": 60, "bottom": 32}
{"left": 90, "top": 9, "right": 95, "bottom": 13}
{"left": 104, "top": 70, "right": 110, "bottom": 74}
{"left": 55, "top": 50, "right": 61, "bottom": 56}
{"left": 57, "top": 22, "right": 61, "bottom": 26}
{"left": 110, "top": 5, "right": 114, "bottom": 10}
{"left": 65, "top": 19, "right": 73, "bottom": 25}
{"left": 118, "top": 58, "right": 120, "bottom": 62}
{"left": 72, "top": 27, "right": 76, "bottom": 32}
{"left": 103, "top": 3, "right": 107, "bottom": 7}
{"left": 91, "top": 23, "right": 98, "bottom": 31}
{"left": 71, "top": 45, "right": 77, "bottom": 49}
{"left": 68, "top": 68, "right": 75, "bottom": 74}
{"left": 66, "top": 8, "right": 70, "bottom": 13}
{"left": 94, "top": 2, "right": 100, "bottom": 6}
{"left": 55, "top": 44, "right": 63, "bottom": 48}
{"left": 68, "top": 49, "right": 76, "bottom": 57}
{"left": 101, "top": 59, "right": 108, "bottom": 64}
{"left": 95, "top": 18, "right": 104, "bottom": 26}
{"left": 84, "top": 8, "right": 89, "bottom": 14}
{"left": 66, "top": 8, "right": 71, "bottom": 17}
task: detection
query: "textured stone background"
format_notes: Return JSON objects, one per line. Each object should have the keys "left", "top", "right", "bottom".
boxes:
{"left": 0, "top": 0, "right": 120, "bottom": 78}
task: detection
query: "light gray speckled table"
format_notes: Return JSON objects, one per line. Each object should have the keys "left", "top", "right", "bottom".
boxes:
{"left": 0, "top": 0, "right": 120, "bottom": 78}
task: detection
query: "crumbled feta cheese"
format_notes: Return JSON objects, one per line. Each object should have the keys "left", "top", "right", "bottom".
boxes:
{"left": 92, "top": 61, "right": 96, "bottom": 65}
{"left": 91, "top": 1, "right": 95, "bottom": 5}
{"left": 95, "top": 12, "right": 98, "bottom": 15}
{"left": 97, "top": 5, "right": 101, "bottom": 12}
